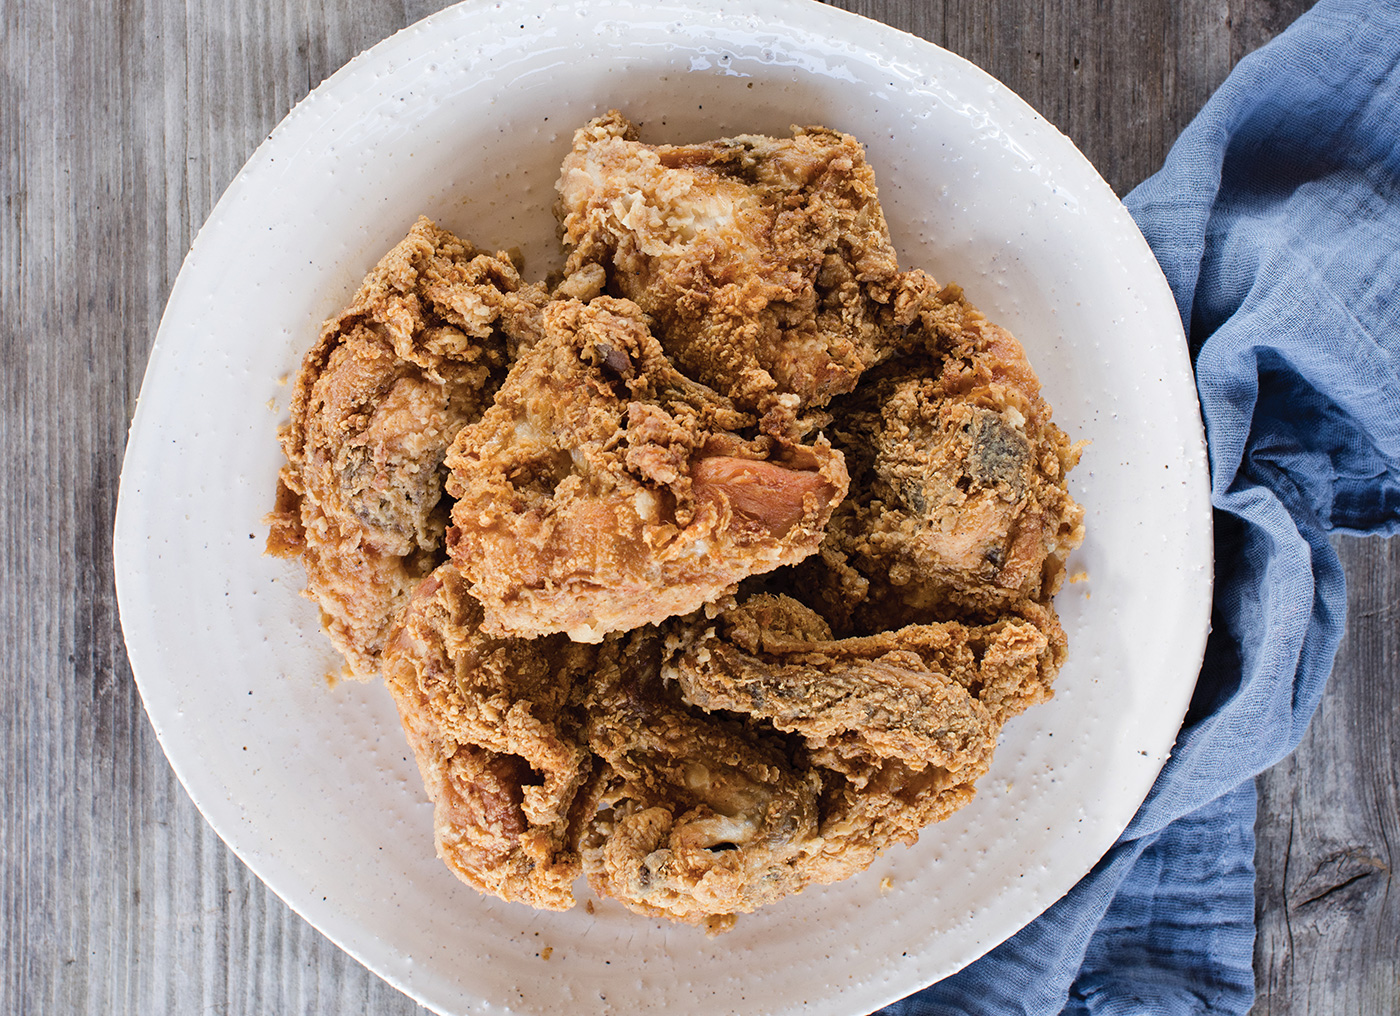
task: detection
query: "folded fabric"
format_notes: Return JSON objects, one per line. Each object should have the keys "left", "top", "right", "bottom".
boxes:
{"left": 886, "top": 1, "right": 1400, "bottom": 1011}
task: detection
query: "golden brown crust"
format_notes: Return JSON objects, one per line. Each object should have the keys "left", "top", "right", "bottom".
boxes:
{"left": 659, "top": 591, "right": 1062, "bottom": 893}
{"left": 580, "top": 628, "right": 822, "bottom": 930}
{"left": 444, "top": 296, "right": 848, "bottom": 642}
{"left": 667, "top": 594, "right": 1000, "bottom": 773}
{"left": 783, "top": 272, "right": 1086, "bottom": 636}
{"left": 269, "top": 118, "right": 1085, "bottom": 929}
{"left": 267, "top": 217, "right": 547, "bottom": 676}
{"left": 381, "top": 564, "right": 596, "bottom": 910}
{"left": 556, "top": 111, "right": 902, "bottom": 435}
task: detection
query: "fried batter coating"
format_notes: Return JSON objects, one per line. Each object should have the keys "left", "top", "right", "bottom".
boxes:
{"left": 270, "top": 118, "right": 1087, "bottom": 931}
{"left": 556, "top": 111, "right": 901, "bottom": 432}
{"left": 663, "top": 592, "right": 1061, "bottom": 887}
{"left": 580, "top": 627, "right": 822, "bottom": 932}
{"left": 803, "top": 756, "right": 981, "bottom": 888}
{"left": 444, "top": 296, "right": 849, "bottom": 642}
{"left": 564, "top": 589, "right": 1055, "bottom": 926}
{"left": 268, "top": 218, "right": 547, "bottom": 676}
{"left": 380, "top": 563, "right": 596, "bottom": 910}
{"left": 668, "top": 593, "right": 999, "bottom": 772}
{"left": 790, "top": 273, "right": 1085, "bottom": 635}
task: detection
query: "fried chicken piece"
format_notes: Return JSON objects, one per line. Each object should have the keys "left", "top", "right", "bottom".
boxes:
{"left": 556, "top": 111, "right": 901, "bottom": 433}
{"left": 575, "top": 591, "right": 1054, "bottom": 926}
{"left": 789, "top": 273, "right": 1085, "bottom": 634}
{"left": 380, "top": 563, "right": 596, "bottom": 910}
{"left": 580, "top": 628, "right": 822, "bottom": 932}
{"left": 673, "top": 590, "right": 1062, "bottom": 733}
{"left": 268, "top": 218, "right": 547, "bottom": 676}
{"left": 444, "top": 296, "right": 848, "bottom": 642}
{"left": 665, "top": 592, "right": 1062, "bottom": 888}
{"left": 667, "top": 593, "right": 999, "bottom": 772}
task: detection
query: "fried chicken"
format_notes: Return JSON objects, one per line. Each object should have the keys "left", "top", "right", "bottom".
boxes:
{"left": 785, "top": 273, "right": 1085, "bottom": 635}
{"left": 269, "top": 115, "right": 1086, "bottom": 931}
{"left": 667, "top": 593, "right": 1000, "bottom": 771}
{"left": 380, "top": 563, "right": 596, "bottom": 910}
{"left": 572, "top": 589, "right": 1054, "bottom": 927}
{"left": 663, "top": 592, "right": 1057, "bottom": 886}
{"left": 443, "top": 296, "right": 848, "bottom": 642}
{"left": 580, "top": 626, "right": 822, "bottom": 932}
{"left": 556, "top": 111, "right": 901, "bottom": 435}
{"left": 267, "top": 218, "right": 547, "bottom": 676}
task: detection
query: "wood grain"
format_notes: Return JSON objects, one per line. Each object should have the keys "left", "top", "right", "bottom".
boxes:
{"left": 1253, "top": 535, "right": 1400, "bottom": 1015}
{"left": 3, "top": 0, "right": 1390, "bottom": 1014}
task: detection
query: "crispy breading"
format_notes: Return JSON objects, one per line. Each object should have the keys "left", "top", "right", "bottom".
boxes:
{"left": 662, "top": 592, "right": 1061, "bottom": 888}
{"left": 784, "top": 272, "right": 1085, "bottom": 635}
{"left": 572, "top": 589, "right": 1059, "bottom": 928}
{"left": 667, "top": 593, "right": 1000, "bottom": 771}
{"left": 443, "top": 296, "right": 848, "bottom": 642}
{"left": 580, "top": 626, "right": 822, "bottom": 932}
{"left": 269, "top": 117, "right": 1085, "bottom": 930}
{"left": 556, "top": 111, "right": 902, "bottom": 435}
{"left": 267, "top": 218, "right": 547, "bottom": 676}
{"left": 380, "top": 563, "right": 596, "bottom": 910}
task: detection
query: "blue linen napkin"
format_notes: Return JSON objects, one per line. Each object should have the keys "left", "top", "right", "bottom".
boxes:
{"left": 885, "top": 1, "right": 1400, "bottom": 1011}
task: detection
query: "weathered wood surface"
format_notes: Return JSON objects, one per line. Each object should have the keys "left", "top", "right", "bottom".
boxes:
{"left": 5, "top": 0, "right": 1392, "bottom": 1013}
{"left": 1253, "top": 535, "right": 1400, "bottom": 1015}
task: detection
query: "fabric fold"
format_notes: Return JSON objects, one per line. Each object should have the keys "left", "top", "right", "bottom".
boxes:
{"left": 887, "top": 1, "right": 1400, "bottom": 1011}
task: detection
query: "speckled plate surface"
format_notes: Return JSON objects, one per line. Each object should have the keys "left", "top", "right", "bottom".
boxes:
{"left": 113, "top": 1, "right": 1212, "bottom": 1013}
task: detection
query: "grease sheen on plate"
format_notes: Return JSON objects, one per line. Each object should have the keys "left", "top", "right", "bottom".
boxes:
{"left": 113, "top": 2, "right": 1210, "bottom": 1014}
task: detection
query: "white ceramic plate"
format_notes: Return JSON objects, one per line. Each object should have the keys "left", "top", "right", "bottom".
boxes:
{"left": 113, "top": 1, "right": 1211, "bottom": 1014}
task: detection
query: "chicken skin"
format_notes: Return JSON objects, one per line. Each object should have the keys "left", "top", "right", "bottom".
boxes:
{"left": 268, "top": 218, "right": 547, "bottom": 676}
{"left": 444, "top": 296, "right": 848, "bottom": 642}
{"left": 556, "top": 111, "right": 902, "bottom": 435}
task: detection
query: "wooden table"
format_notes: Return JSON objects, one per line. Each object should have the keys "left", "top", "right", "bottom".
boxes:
{"left": 4, "top": 0, "right": 1395, "bottom": 1012}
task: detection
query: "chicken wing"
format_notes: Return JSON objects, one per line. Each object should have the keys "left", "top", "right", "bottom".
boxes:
{"left": 556, "top": 111, "right": 902, "bottom": 435}
{"left": 267, "top": 218, "right": 547, "bottom": 676}
{"left": 667, "top": 593, "right": 999, "bottom": 772}
{"left": 664, "top": 592, "right": 1062, "bottom": 887}
{"left": 443, "top": 295, "right": 848, "bottom": 642}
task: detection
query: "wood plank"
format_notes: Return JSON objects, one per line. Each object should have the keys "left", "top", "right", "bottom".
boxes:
{"left": 0, "top": 0, "right": 451, "bottom": 1012}
{"left": 1252, "top": 535, "right": 1400, "bottom": 1015}
{"left": 2, "top": 0, "right": 1388, "bottom": 1014}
